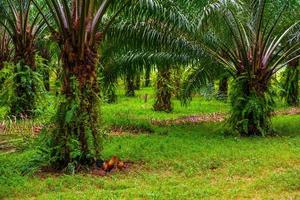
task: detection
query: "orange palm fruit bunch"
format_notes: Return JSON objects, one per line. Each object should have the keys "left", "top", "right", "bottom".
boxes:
{"left": 101, "top": 156, "right": 126, "bottom": 172}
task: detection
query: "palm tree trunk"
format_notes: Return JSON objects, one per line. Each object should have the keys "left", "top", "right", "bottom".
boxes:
{"left": 135, "top": 74, "right": 141, "bottom": 90}
{"left": 218, "top": 77, "right": 228, "bottom": 99}
{"left": 50, "top": 45, "right": 101, "bottom": 168}
{"left": 144, "top": 65, "right": 151, "bottom": 87}
{"left": 125, "top": 72, "right": 135, "bottom": 97}
{"left": 153, "top": 67, "right": 173, "bottom": 112}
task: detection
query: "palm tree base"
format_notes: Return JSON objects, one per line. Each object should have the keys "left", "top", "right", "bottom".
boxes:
{"left": 228, "top": 77, "right": 274, "bottom": 137}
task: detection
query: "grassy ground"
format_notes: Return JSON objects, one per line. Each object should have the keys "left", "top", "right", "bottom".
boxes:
{"left": 103, "top": 87, "right": 229, "bottom": 121}
{"left": 0, "top": 87, "right": 299, "bottom": 199}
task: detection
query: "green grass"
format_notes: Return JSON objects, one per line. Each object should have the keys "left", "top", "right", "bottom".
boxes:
{"left": 0, "top": 87, "right": 300, "bottom": 199}
{"left": 102, "top": 87, "right": 229, "bottom": 125}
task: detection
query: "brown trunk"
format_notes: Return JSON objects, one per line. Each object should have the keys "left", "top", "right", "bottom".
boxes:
{"left": 125, "top": 73, "right": 135, "bottom": 97}
{"left": 14, "top": 30, "right": 36, "bottom": 69}
{"left": 218, "top": 77, "right": 228, "bottom": 99}
{"left": 135, "top": 74, "right": 141, "bottom": 90}
{"left": 153, "top": 67, "right": 173, "bottom": 112}
{"left": 144, "top": 65, "right": 151, "bottom": 87}
{"left": 51, "top": 41, "right": 101, "bottom": 168}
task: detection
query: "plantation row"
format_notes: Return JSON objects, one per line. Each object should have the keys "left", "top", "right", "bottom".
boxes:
{"left": 0, "top": 0, "right": 299, "bottom": 171}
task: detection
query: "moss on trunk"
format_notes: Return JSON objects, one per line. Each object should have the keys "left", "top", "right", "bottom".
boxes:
{"left": 48, "top": 42, "right": 102, "bottom": 169}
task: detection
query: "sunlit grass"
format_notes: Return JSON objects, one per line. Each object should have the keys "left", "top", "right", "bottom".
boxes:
{"left": 0, "top": 87, "right": 299, "bottom": 199}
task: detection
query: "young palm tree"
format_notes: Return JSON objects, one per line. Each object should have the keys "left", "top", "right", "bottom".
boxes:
{"left": 199, "top": 0, "right": 300, "bottom": 136}
{"left": 34, "top": 0, "right": 115, "bottom": 168}
{"left": 0, "top": 0, "right": 45, "bottom": 118}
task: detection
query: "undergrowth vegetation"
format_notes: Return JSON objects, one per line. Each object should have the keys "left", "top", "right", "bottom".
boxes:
{"left": 0, "top": 87, "right": 299, "bottom": 199}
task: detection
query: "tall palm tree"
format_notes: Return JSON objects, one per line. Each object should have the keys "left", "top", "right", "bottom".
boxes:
{"left": 34, "top": 0, "right": 191, "bottom": 169}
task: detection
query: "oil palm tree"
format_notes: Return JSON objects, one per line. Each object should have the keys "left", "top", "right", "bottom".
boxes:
{"left": 107, "top": 2, "right": 199, "bottom": 112}
{"left": 279, "top": 1, "right": 300, "bottom": 107}
{"left": 34, "top": 0, "right": 191, "bottom": 169}
{"left": 0, "top": 0, "right": 45, "bottom": 118}
{"left": 125, "top": 66, "right": 138, "bottom": 97}
{"left": 114, "top": 47, "right": 196, "bottom": 112}
{"left": 198, "top": 0, "right": 300, "bottom": 136}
